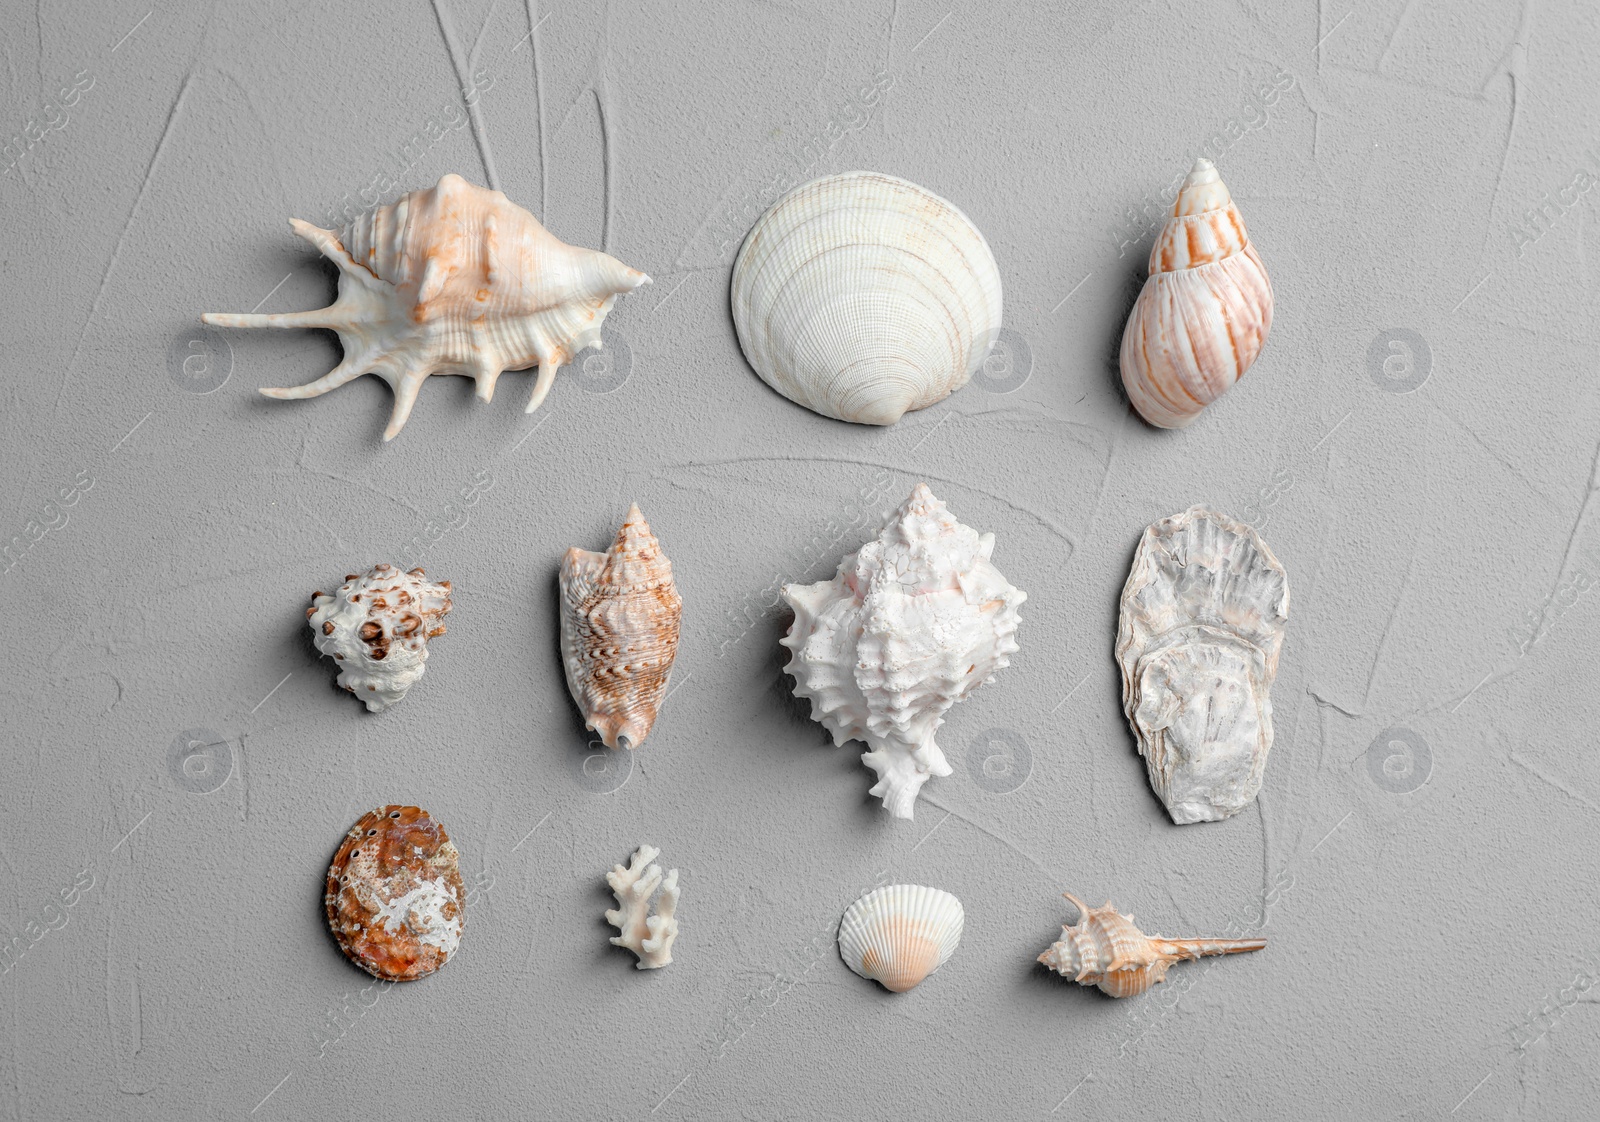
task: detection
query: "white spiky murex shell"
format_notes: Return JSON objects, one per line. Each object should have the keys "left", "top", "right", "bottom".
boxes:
{"left": 781, "top": 483, "right": 1025, "bottom": 819}
{"left": 307, "top": 563, "right": 452, "bottom": 711}
{"left": 559, "top": 504, "right": 683, "bottom": 751}
{"left": 203, "top": 174, "right": 650, "bottom": 440}
{"left": 1119, "top": 159, "right": 1273, "bottom": 428}
{"left": 1037, "top": 892, "right": 1265, "bottom": 998}
{"left": 730, "top": 171, "right": 1003, "bottom": 425}
{"left": 838, "top": 884, "right": 964, "bottom": 993}
{"left": 1115, "top": 507, "right": 1289, "bottom": 824}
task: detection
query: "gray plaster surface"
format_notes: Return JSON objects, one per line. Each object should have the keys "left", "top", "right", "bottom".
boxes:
{"left": 1, "top": 0, "right": 1595, "bottom": 1118}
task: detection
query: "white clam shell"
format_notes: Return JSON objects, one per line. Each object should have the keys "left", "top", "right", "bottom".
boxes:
{"left": 731, "top": 171, "right": 1003, "bottom": 425}
{"left": 1115, "top": 507, "right": 1289, "bottom": 823}
{"left": 1118, "top": 159, "right": 1273, "bottom": 428}
{"left": 781, "top": 484, "right": 1026, "bottom": 819}
{"left": 838, "top": 884, "right": 964, "bottom": 993}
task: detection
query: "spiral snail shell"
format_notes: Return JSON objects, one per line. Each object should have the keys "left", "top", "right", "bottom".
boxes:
{"left": 1118, "top": 159, "right": 1273, "bottom": 428}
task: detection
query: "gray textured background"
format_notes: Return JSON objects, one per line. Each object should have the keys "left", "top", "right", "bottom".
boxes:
{"left": 1, "top": 0, "right": 1595, "bottom": 1118}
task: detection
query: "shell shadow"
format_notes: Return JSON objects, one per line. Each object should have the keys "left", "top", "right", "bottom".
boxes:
{"left": 1104, "top": 247, "right": 1148, "bottom": 413}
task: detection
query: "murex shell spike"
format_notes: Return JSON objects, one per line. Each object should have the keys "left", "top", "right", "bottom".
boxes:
{"left": 1038, "top": 891, "right": 1265, "bottom": 998}
{"left": 203, "top": 173, "right": 650, "bottom": 441}
{"left": 1118, "top": 158, "right": 1273, "bottom": 428}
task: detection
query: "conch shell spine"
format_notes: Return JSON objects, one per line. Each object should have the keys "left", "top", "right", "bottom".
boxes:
{"left": 1118, "top": 158, "right": 1273, "bottom": 428}
{"left": 203, "top": 174, "right": 649, "bottom": 440}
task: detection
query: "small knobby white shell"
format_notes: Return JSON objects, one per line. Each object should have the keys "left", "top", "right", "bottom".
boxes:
{"left": 307, "top": 563, "right": 451, "bottom": 711}
{"left": 1116, "top": 507, "right": 1289, "bottom": 823}
{"left": 1119, "top": 158, "right": 1273, "bottom": 428}
{"left": 731, "top": 171, "right": 1004, "bottom": 425}
{"left": 837, "top": 884, "right": 964, "bottom": 993}
{"left": 203, "top": 174, "right": 650, "bottom": 440}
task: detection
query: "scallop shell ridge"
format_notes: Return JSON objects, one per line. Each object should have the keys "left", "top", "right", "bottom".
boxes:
{"left": 731, "top": 171, "right": 1003, "bottom": 425}
{"left": 838, "top": 884, "right": 964, "bottom": 993}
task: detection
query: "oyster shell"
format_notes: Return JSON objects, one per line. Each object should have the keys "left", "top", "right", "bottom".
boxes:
{"left": 781, "top": 483, "right": 1026, "bottom": 819}
{"left": 559, "top": 504, "right": 683, "bottom": 750}
{"left": 308, "top": 563, "right": 451, "bottom": 711}
{"left": 837, "top": 884, "right": 964, "bottom": 993}
{"left": 325, "top": 805, "right": 464, "bottom": 982}
{"left": 1037, "top": 891, "right": 1264, "bottom": 998}
{"left": 1119, "top": 158, "right": 1274, "bottom": 428}
{"left": 604, "top": 845, "right": 679, "bottom": 969}
{"left": 204, "top": 174, "right": 650, "bottom": 440}
{"left": 731, "top": 171, "right": 1003, "bottom": 425}
{"left": 1115, "top": 507, "right": 1289, "bottom": 823}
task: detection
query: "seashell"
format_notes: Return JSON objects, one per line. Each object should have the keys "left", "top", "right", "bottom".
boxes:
{"left": 837, "top": 884, "right": 964, "bottom": 993}
{"left": 1037, "top": 891, "right": 1264, "bottom": 998}
{"left": 1118, "top": 158, "right": 1274, "bottom": 428}
{"left": 604, "top": 845, "right": 679, "bottom": 969}
{"left": 781, "top": 483, "right": 1025, "bottom": 819}
{"left": 559, "top": 504, "right": 682, "bottom": 750}
{"left": 1115, "top": 507, "right": 1288, "bottom": 823}
{"left": 203, "top": 174, "right": 650, "bottom": 441}
{"left": 325, "top": 805, "right": 464, "bottom": 981}
{"left": 731, "top": 171, "right": 1003, "bottom": 426}
{"left": 308, "top": 563, "right": 452, "bottom": 712}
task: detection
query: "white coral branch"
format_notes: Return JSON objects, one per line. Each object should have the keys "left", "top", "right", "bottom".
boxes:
{"left": 605, "top": 845, "right": 679, "bottom": 969}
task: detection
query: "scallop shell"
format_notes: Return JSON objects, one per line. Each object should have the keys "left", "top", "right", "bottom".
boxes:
{"left": 1037, "top": 892, "right": 1264, "bottom": 998}
{"left": 1118, "top": 159, "right": 1273, "bottom": 428}
{"left": 781, "top": 484, "right": 1025, "bottom": 819}
{"left": 203, "top": 174, "right": 650, "bottom": 440}
{"left": 838, "top": 884, "right": 964, "bottom": 993}
{"left": 308, "top": 563, "right": 452, "bottom": 711}
{"left": 559, "top": 504, "right": 683, "bottom": 750}
{"left": 325, "top": 805, "right": 464, "bottom": 982}
{"left": 1115, "top": 507, "right": 1288, "bottom": 823}
{"left": 604, "top": 844, "right": 680, "bottom": 970}
{"left": 731, "top": 171, "right": 1003, "bottom": 425}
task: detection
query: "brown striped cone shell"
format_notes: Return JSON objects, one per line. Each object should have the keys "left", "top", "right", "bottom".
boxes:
{"left": 559, "top": 504, "right": 682, "bottom": 751}
{"left": 837, "top": 884, "right": 964, "bottom": 993}
{"left": 1037, "top": 892, "right": 1265, "bottom": 998}
{"left": 203, "top": 174, "right": 650, "bottom": 441}
{"left": 1118, "top": 159, "right": 1274, "bottom": 428}
{"left": 325, "top": 806, "right": 464, "bottom": 982}
{"left": 307, "top": 563, "right": 452, "bottom": 712}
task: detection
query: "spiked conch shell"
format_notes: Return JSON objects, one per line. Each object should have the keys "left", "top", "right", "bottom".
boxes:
{"left": 1037, "top": 892, "right": 1265, "bottom": 998}
{"left": 731, "top": 171, "right": 1003, "bottom": 425}
{"left": 837, "top": 884, "right": 964, "bottom": 993}
{"left": 559, "top": 504, "right": 683, "bottom": 751}
{"left": 1116, "top": 507, "right": 1289, "bottom": 823}
{"left": 308, "top": 563, "right": 451, "bottom": 711}
{"left": 1119, "top": 159, "right": 1273, "bottom": 428}
{"left": 781, "top": 483, "right": 1025, "bottom": 819}
{"left": 203, "top": 174, "right": 650, "bottom": 440}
